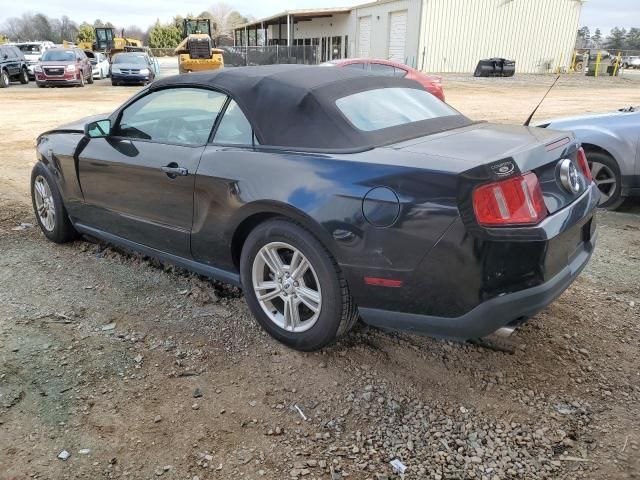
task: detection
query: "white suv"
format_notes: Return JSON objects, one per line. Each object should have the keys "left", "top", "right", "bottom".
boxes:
{"left": 14, "top": 42, "right": 55, "bottom": 78}
{"left": 622, "top": 56, "right": 640, "bottom": 69}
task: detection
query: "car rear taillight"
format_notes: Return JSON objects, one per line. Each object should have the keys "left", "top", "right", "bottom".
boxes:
{"left": 576, "top": 147, "right": 592, "bottom": 183}
{"left": 473, "top": 172, "right": 548, "bottom": 226}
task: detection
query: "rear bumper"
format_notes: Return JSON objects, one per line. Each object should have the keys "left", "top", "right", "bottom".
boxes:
{"left": 355, "top": 182, "right": 599, "bottom": 339}
{"left": 359, "top": 229, "right": 595, "bottom": 339}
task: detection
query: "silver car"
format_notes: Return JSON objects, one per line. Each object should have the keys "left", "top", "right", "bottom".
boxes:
{"left": 538, "top": 107, "right": 640, "bottom": 210}
{"left": 621, "top": 56, "right": 640, "bottom": 69}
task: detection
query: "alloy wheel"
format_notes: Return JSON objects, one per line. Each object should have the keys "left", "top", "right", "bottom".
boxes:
{"left": 1, "top": 70, "right": 9, "bottom": 86}
{"left": 251, "top": 242, "right": 322, "bottom": 333}
{"left": 33, "top": 175, "right": 56, "bottom": 231}
{"left": 589, "top": 161, "right": 617, "bottom": 205}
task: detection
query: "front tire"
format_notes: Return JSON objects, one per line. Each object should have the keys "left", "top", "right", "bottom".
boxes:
{"left": 78, "top": 72, "right": 85, "bottom": 87}
{"left": 587, "top": 150, "right": 624, "bottom": 210}
{"left": 87, "top": 71, "right": 94, "bottom": 84}
{"left": 240, "top": 219, "right": 358, "bottom": 351}
{"left": 0, "top": 69, "right": 9, "bottom": 88}
{"left": 31, "top": 163, "right": 78, "bottom": 243}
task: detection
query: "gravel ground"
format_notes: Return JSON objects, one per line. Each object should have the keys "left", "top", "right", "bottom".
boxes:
{"left": 1, "top": 72, "right": 639, "bottom": 480}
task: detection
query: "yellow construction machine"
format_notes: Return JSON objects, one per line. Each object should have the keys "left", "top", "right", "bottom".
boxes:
{"left": 78, "top": 27, "right": 144, "bottom": 58}
{"left": 175, "top": 18, "right": 224, "bottom": 73}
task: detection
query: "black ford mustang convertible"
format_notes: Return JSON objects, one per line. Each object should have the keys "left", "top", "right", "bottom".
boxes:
{"left": 32, "top": 65, "right": 598, "bottom": 351}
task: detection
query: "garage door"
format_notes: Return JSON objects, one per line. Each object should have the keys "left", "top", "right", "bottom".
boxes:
{"left": 358, "top": 16, "right": 371, "bottom": 58}
{"left": 388, "top": 10, "right": 407, "bottom": 64}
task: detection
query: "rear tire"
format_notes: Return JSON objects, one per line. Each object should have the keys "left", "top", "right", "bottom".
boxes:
{"left": 87, "top": 71, "right": 94, "bottom": 84}
{"left": 587, "top": 150, "right": 624, "bottom": 210}
{"left": 240, "top": 219, "right": 358, "bottom": 351}
{"left": 19, "top": 67, "right": 29, "bottom": 84}
{"left": 30, "top": 162, "right": 78, "bottom": 244}
{"left": 78, "top": 72, "right": 85, "bottom": 87}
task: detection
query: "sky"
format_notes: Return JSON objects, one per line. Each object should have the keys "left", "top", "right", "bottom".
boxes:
{"left": 1, "top": 0, "right": 638, "bottom": 33}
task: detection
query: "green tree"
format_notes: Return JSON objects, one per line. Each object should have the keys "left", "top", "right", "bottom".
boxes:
{"left": 606, "top": 27, "right": 627, "bottom": 51}
{"left": 592, "top": 28, "right": 602, "bottom": 47}
{"left": 626, "top": 28, "right": 640, "bottom": 50}
{"left": 77, "top": 23, "right": 95, "bottom": 44}
{"left": 576, "top": 26, "right": 590, "bottom": 48}
{"left": 147, "top": 20, "right": 182, "bottom": 48}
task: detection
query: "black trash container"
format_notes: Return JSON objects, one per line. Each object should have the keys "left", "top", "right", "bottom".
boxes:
{"left": 474, "top": 58, "right": 516, "bottom": 77}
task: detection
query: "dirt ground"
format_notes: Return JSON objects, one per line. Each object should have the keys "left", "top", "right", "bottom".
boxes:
{"left": 1, "top": 74, "right": 639, "bottom": 480}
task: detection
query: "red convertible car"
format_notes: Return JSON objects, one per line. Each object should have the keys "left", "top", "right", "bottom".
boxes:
{"left": 322, "top": 58, "right": 444, "bottom": 101}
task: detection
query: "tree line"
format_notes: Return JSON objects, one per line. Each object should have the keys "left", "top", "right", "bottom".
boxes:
{"left": 0, "top": 2, "right": 251, "bottom": 48}
{"left": 576, "top": 26, "right": 640, "bottom": 52}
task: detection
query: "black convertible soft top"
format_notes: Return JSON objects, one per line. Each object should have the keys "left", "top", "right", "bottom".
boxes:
{"left": 151, "top": 65, "right": 472, "bottom": 151}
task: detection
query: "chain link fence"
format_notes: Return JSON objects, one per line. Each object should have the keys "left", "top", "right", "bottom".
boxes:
{"left": 221, "top": 46, "right": 320, "bottom": 67}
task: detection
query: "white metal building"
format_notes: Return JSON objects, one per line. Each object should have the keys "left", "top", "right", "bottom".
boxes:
{"left": 234, "top": 0, "right": 583, "bottom": 73}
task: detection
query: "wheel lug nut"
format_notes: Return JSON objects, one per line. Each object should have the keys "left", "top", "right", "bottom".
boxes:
{"left": 294, "top": 281, "right": 299, "bottom": 287}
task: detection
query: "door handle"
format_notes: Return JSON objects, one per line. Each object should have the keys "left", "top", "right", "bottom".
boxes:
{"left": 161, "top": 165, "right": 189, "bottom": 177}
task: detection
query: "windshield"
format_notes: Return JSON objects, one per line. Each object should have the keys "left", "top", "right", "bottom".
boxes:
{"left": 18, "top": 44, "right": 42, "bottom": 54}
{"left": 41, "top": 50, "right": 75, "bottom": 62}
{"left": 113, "top": 55, "right": 148, "bottom": 65}
{"left": 336, "top": 87, "right": 459, "bottom": 132}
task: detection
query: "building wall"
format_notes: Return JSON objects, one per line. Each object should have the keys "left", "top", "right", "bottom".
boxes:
{"left": 417, "top": 0, "right": 582, "bottom": 73}
{"left": 349, "top": 0, "right": 423, "bottom": 68}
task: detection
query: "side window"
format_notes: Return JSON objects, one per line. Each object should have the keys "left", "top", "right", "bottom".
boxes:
{"left": 394, "top": 67, "right": 408, "bottom": 78}
{"left": 344, "top": 62, "right": 365, "bottom": 70}
{"left": 213, "top": 100, "right": 255, "bottom": 145}
{"left": 115, "top": 88, "right": 227, "bottom": 146}
{"left": 370, "top": 63, "right": 395, "bottom": 76}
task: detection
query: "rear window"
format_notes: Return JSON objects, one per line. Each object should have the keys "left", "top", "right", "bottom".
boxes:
{"left": 336, "top": 87, "right": 458, "bottom": 132}
{"left": 41, "top": 50, "right": 75, "bottom": 62}
{"left": 18, "top": 44, "right": 42, "bottom": 53}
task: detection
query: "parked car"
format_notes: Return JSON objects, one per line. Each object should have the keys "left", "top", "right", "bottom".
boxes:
{"left": 537, "top": 106, "right": 640, "bottom": 210}
{"left": 84, "top": 50, "right": 110, "bottom": 79}
{"left": 15, "top": 41, "right": 55, "bottom": 78}
{"left": 0, "top": 44, "right": 30, "bottom": 87}
{"left": 621, "top": 56, "right": 640, "bottom": 69}
{"left": 321, "top": 58, "right": 445, "bottom": 101}
{"left": 35, "top": 48, "right": 93, "bottom": 87}
{"left": 31, "top": 66, "right": 598, "bottom": 351}
{"left": 110, "top": 52, "right": 158, "bottom": 86}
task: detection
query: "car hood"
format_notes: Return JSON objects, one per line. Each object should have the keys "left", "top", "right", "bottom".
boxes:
{"left": 43, "top": 114, "right": 111, "bottom": 136}
{"left": 538, "top": 107, "right": 640, "bottom": 127}
{"left": 389, "top": 122, "right": 573, "bottom": 172}
{"left": 24, "top": 53, "right": 41, "bottom": 62}
{"left": 39, "top": 60, "right": 75, "bottom": 66}
{"left": 112, "top": 63, "right": 149, "bottom": 70}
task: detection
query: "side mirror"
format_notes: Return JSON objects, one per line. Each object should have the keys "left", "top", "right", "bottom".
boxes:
{"left": 85, "top": 119, "right": 111, "bottom": 138}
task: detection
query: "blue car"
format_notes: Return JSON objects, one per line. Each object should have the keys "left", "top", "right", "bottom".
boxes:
{"left": 110, "top": 52, "right": 159, "bottom": 86}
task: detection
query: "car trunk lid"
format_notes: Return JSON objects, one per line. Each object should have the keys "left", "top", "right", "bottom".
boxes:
{"left": 390, "top": 122, "right": 588, "bottom": 214}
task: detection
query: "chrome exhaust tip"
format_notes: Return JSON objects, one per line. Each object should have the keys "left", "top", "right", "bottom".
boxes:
{"left": 494, "top": 326, "right": 516, "bottom": 337}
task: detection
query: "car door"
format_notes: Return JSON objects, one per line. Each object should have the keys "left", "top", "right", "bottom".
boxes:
{"left": 191, "top": 99, "right": 258, "bottom": 270}
{"left": 369, "top": 63, "right": 396, "bottom": 77}
{"left": 6, "top": 47, "right": 20, "bottom": 77}
{"left": 77, "top": 87, "right": 228, "bottom": 257}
